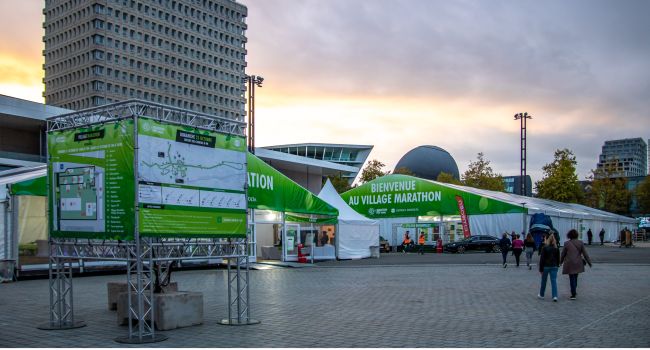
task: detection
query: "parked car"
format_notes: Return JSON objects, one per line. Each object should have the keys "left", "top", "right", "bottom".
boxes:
{"left": 379, "top": 236, "right": 391, "bottom": 253}
{"left": 444, "top": 235, "right": 501, "bottom": 253}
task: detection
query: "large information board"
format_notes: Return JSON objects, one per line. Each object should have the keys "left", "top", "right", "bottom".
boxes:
{"left": 48, "top": 120, "right": 135, "bottom": 240}
{"left": 48, "top": 117, "right": 247, "bottom": 240}
{"left": 137, "top": 118, "right": 247, "bottom": 237}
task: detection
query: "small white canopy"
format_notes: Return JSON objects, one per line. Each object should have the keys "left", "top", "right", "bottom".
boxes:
{"left": 319, "top": 180, "right": 380, "bottom": 259}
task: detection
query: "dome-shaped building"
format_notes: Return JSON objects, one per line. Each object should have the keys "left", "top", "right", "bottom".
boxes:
{"left": 394, "top": 145, "right": 460, "bottom": 181}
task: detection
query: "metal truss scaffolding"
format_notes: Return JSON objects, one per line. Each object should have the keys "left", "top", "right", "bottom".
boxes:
{"left": 41, "top": 101, "right": 257, "bottom": 343}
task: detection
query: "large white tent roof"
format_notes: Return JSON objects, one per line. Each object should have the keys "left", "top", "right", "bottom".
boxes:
{"left": 318, "top": 180, "right": 378, "bottom": 225}
{"left": 437, "top": 180, "right": 636, "bottom": 224}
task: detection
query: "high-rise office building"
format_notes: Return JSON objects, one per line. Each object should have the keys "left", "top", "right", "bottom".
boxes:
{"left": 43, "top": 0, "right": 247, "bottom": 121}
{"left": 596, "top": 138, "right": 648, "bottom": 178}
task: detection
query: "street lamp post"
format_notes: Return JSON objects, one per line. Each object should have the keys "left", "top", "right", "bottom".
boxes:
{"left": 514, "top": 112, "right": 532, "bottom": 196}
{"left": 245, "top": 75, "right": 264, "bottom": 154}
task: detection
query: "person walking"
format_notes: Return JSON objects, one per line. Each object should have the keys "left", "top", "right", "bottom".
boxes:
{"left": 599, "top": 228, "right": 605, "bottom": 245}
{"left": 538, "top": 234, "right": 560, "bottom": 302}
{"left": 561, "top": 229, "right": 592, "bottom": 300}
{"left": 587, "top": 229, "right": 593, "bottom": 245}
{"left": 512, "top": 234, "right": 524, "bottom": 267}
{"left": 499, "top": 233, "right": 511, "bottom": 268}
{"left": 418, "top": 231, "right": 426, "bottom": 255}
{"left": 524, "top": 233, "right": 536, "bottom": 270}
{"left": 402, "top": 231, "right": 412, "bottom": 254}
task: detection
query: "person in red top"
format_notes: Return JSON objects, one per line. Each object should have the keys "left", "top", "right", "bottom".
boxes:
{"left": 512, "top": 234, "right": 524, "bottom": 267}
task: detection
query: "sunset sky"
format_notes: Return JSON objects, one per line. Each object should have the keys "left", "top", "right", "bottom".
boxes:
{"left": 1, "top": 0, "right": 649, "bottom": 185}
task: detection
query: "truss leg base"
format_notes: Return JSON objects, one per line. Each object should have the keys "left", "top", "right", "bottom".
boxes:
{"left": 37, "top": 320, "right": 86, "bottom": 330}
{"left": 218, "top": 319, "right": 261, "bottom": 326}
{"left": 114, "top": 334, "right": 168, "bottom": 344}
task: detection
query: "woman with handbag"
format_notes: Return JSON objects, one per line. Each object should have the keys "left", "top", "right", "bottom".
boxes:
{"left": 561, "top": 229, "right": 592, "bottom": 300}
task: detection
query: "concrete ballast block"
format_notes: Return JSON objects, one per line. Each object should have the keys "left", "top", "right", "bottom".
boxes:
{"left": 108, "top": 281, "right": 177, "bottom": 310}
{"left": 116, "top": 291, "right": 203, "bottom": 330}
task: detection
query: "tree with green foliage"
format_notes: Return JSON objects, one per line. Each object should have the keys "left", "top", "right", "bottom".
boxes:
{"left": 359, "top": 159, "right": 388, "bottom": 183}
{"left": 391, "top": 167, "right": 415, "bottom": 176}
{"left": 584, "top": 162, "right": 631, "bottom": 215}
{"left": 461, "top": 152, "right": 505, "bottom": 191}
{"left": 636, "top": 176, "right": 650, "bottom": 214}
{"left": 536, "top": 148, "right": 583, "bottom": 203}
{"left": 325, "top": 173, "right": 353, "bottom": 193}
{"left": 436, "top": 171, "right": 462, "bottom": 185}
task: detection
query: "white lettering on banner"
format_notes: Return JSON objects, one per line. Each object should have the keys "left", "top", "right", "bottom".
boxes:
{"left": 361, "top": 194, "right": 393, "bottom": 205}
{"left": 348, "top": 196, "right": 359, "bottom": 205}
{"left": 370, "top": 180, "right": 417, "bottom": 193}
{"left": 393, "top": 191, "right": 442, "bottom": 203}
{"left": 248, "top": 172, "right": 274, "bottom": 190}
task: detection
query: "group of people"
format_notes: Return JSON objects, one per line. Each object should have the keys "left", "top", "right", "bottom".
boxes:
{"left": 400, "top": 230, "right": 427, "bottom": 255}
{"left": 500, "top": 229, "right": 592, "bottom": 301}
{"left": 585, "top": 228, "right": 606, "bottom": 245}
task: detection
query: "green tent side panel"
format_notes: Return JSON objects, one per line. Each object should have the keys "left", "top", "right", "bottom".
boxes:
{"left": 10, "top": 176, "right": 47, "bottom": 196}
{"left": 340, "top": 174, "right": 524, "bottom": 219}
{"left": 11, "top": 154, "right": 340, "bottom": 217}
{"left": 246, "top": 153, "right": 338, "bottom": 217}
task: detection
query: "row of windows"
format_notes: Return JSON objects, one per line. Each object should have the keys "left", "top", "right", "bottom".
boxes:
{"left": 95, "top": 79, "right": 241, "bottom": 109}
{"left": 44, "top": 0, "right": 87, "bottom": 22}
{"left": 101, "top": 16, "right": 244, "bottom": 58}
{"left": 98, "top": 57, "right": 242, "bottom": 95}
{"left": 105, "top": 4, "right": 245, "bottom": 45}
{"left": 99, "top": 21, "right": 244, "bottom": 66}
{"left": 106, "top": 0, "right": 246, "bottom": 28}
{"left": 47, "top": 84, "right": 244, "bottom": 121}
{"left": 100, "top": 50, "right": 243, "bottom": 94}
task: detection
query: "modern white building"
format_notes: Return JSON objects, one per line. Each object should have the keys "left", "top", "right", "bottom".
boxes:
{"left": 262, "top": 143, "right": 373, "bottom": 184}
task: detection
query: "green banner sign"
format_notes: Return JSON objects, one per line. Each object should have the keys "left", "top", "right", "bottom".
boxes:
{"left": 285, "top": 214, "right": 337, "bottom": 224}
{"left": 11, "top": 176, "right": 47, "bottom": 197}
{"left": 136, "top": 118, "right": 247, "bottom": 237}
{"left": 341, "top": 174, "right": 524, "bottom": 219}
{"left": 401, "top": 223, "right": 438, "bottom": 228}
{"left": 247, "top": 153, "right": 338, "bottom": 217}
{"left": 48, "top": 120, "right": 136, "bottom": 240}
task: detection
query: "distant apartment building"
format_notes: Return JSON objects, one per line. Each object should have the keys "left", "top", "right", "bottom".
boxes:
{"left": 502, "top": 175, "right": 532, "bottom": 196}
{"left": 43, "top": 0, "right": 247, "bottom": 120}
{"left": 262, "top": 144, "right": 373, "bottom": 184}
{"left": 596, "top": 138, "right": 648, "bottom": 178}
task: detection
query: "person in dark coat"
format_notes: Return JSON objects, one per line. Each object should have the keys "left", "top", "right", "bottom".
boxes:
{"left": 499, "top": 233, "right": 511, "bottom": 268}
{"left": 561, "top": 229, "right": 592, "bottom": 300}
{"left": 538, "top": 234, "right": 560, "bottom": 301}
{"left": 599, "top": 228, "right": 605, "bottom": 245}
{"left": 586, "top": 229, "right": 593, "bottom": 245}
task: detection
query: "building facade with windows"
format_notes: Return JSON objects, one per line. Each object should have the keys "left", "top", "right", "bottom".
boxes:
{"left": 262, "top": 143, "right": 373, "bottom": 184}
{"left": 43, "top": 0, "right": 247, "bottom": 120}
{"left": 596, "top": 138, "right": 648, "bottom": 178}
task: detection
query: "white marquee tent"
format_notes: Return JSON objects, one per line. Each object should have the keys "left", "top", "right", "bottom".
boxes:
{"left": 318, "top": 180, "right": 380, "bottom": 259}
{"left": 440, "top": 182, "right": 637, "bottom": 243}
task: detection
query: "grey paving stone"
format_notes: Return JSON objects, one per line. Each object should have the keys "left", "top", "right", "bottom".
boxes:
{"left": 0, "top": 264, "right": 648, "bottom": 347}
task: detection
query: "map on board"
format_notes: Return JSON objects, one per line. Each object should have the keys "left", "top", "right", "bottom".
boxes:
{"left": 138, "top": 135, "right": 246, "bottom": 191}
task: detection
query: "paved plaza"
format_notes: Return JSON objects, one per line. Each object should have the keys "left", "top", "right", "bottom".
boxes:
{"left": 1, "top": 250, "right": 650, "bottom": 347}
